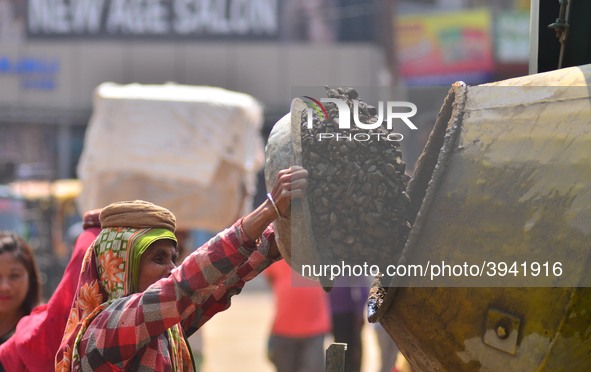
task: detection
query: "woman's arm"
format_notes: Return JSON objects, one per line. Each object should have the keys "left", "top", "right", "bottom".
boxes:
{"left": 78, "top": 167, "right": 307, "bottom": 367}
{"left": 177, "top": 166, "right": 310, "bottom": 335}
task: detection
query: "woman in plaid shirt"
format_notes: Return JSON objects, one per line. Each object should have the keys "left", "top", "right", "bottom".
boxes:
{"left": 56, "top": 166, "right": 307, "bottom": 371}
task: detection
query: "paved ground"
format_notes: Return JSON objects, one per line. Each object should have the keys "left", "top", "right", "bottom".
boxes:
{"left": 190, "top": 276, "right": 385, "bottom": 372}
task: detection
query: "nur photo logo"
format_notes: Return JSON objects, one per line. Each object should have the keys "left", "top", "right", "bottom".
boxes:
{"left": 301, "top": 95, "right": 419, "bottom": 142}
{"left": 302, "top": 96, "right": 330, "bottom": 123}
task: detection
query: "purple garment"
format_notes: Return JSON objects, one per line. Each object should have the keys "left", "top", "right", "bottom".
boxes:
{"left": 328, "top": 276, "right": 369, "bottom": 314}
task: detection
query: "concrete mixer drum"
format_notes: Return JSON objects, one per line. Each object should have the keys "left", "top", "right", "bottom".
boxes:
{"left": 372, "top": 65, "right": 591, "bottom": 371}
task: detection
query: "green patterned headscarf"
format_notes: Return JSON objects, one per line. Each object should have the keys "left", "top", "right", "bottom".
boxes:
{"left": 56, "top": 227, "right": 193, "bottom": 371}
{"left": 94, "top": 227, "right": 177, "bottom": 299}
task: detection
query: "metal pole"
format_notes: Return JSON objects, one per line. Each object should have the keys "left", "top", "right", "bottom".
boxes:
{"left": 325, "top": 343, "right": 347, "bottom": 372}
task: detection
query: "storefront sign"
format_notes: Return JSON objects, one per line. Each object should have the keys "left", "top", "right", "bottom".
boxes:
{"left": 397, "top": 9, "right": 494, "bottom": 84}
{"left": 495, "top": 11, "right": 530, "bottom": 63}
{"left": 27, "top": 0, "right": 279, "bottom": 39}
{"left": 0, "top": 56, "right": 59, "bottom": 90}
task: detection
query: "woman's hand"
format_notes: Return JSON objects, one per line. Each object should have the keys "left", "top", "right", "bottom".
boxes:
{"left": 267, "top": 166, "right": 308, "bottom": 219}
{"left": 241, "top": 166, "right": 308, "bottom": 257}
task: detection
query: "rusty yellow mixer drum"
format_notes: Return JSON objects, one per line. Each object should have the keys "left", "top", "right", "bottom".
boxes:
{"left": 372, "top": 65, "right": 591, "bottom": 371}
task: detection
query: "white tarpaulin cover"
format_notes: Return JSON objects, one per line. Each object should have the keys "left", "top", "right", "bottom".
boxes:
{"left": 77, "top": 83, "right": 265, "bottom": 231}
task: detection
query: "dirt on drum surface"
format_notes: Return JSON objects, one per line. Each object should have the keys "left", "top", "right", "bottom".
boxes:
{"left": 195, "top": 278, "right": 382, "bottom": 372}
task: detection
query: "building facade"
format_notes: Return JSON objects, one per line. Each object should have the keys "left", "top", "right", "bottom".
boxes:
{"left": 1, "top": 0, "right": 389, "bottom": 179}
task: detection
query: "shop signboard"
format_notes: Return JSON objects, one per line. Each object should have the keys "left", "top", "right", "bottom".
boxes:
{"left": 495, "top": 10, "right": 530, "bottom": 63}
{"left": 396, "top": 9, "right": 494, "bottom": 85}
{"left": 25, "top": 0, "right": 380, "bottom": 43}
{"left": 26, "top": 0, "right": 280, "bottom": 40}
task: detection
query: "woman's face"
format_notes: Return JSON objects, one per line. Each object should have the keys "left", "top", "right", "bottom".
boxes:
{"left": 0, "top": 252, "right": 29, "bottom": 316}
{"left": 137, "top": 239, "right": 178, "bottom": 292}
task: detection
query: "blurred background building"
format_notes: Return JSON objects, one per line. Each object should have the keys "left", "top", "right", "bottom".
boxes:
{"left": 0, "top": 0, "right": 530, "bottom": 180}
{"left": 0, "top": 0, "right": 531, "bottom": 295}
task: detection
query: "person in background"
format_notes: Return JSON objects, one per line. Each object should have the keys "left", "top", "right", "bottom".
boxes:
{"left": 265, "top": 259, "right": 331, "bottom": 372}
{"left": 0, "top": 209, "right": 102, "bottom": 371}
{"left": 328, "top": 276, "right": 369, "bottom": 372}
{"left": 0, "top": 232, "right": 41, "bottom": 345}
{"left": 56, "top": 166, "right": 307, "bottom": 371}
